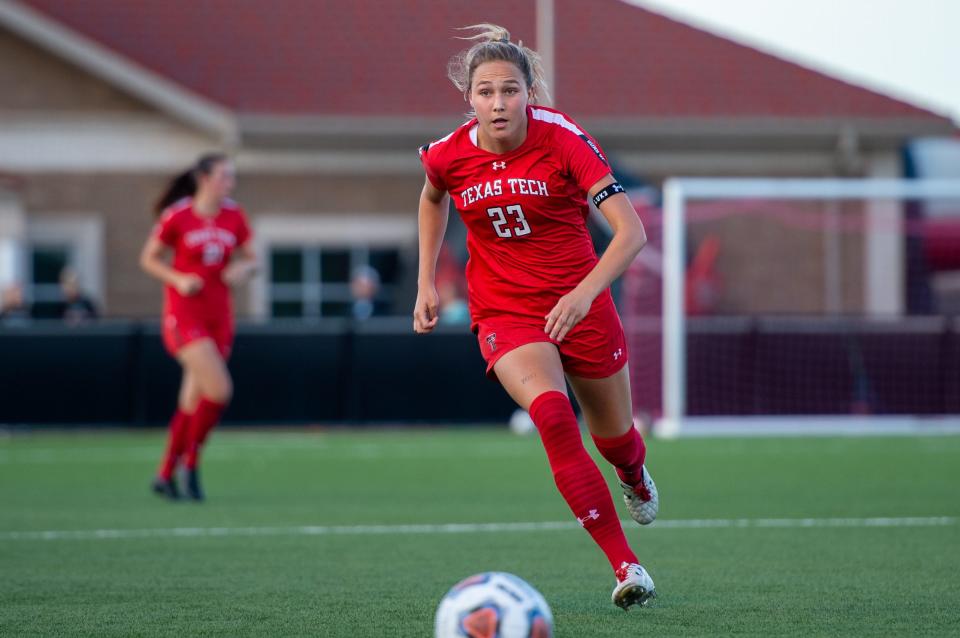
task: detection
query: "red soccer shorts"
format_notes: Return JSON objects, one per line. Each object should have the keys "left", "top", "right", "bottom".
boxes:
{"left": 161, "top": 313, "right": 234, "bottom": 359}
{"left": 474, "top": 297, "right": 628, "bottom": 380}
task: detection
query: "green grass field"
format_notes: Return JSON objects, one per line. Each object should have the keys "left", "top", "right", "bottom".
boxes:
{"left": 1, "top": 428, "right": 958, "bottom": 637}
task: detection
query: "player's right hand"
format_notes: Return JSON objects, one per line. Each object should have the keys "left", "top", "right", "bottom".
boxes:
{"left": 175, "top": 273, "right": 204, "bottom": 296}
{"left": 413, "top": 285, "right": 440, "bottom": 334}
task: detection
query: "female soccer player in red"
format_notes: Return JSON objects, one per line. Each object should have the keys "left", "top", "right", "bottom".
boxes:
{"left": 414, "top": 25, "right": 659, "bottom": 609}
{"left": 141, "top": 153, "right": 256, "bottom": 501}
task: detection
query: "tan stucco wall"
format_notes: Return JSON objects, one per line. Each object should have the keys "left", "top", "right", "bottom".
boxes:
{"left": 236, "top": 173, "right": 420, "bottom": 215}
{"left": 0, "top": 28, "right": 150, "bottom": 112}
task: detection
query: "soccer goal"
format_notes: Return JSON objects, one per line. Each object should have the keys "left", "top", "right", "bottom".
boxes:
{"left": 622, "top": 177, "right": 960, "bottom": 437}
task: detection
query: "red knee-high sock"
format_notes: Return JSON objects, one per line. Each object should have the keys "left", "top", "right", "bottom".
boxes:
{"left": 184, "top": 398, "right": 226, "bottom": 470}
{"left": 157, "top": 408, "right": 190, "bottom": 480}
{"left": 591, "top": 426, "right": 647, "bottom": 486}
{"left": 529, "top": 391, "right": 638, "bottom": 571}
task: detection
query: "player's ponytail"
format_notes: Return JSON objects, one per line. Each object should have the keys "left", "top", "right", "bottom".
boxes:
{"left": 153, "top": 152, "right": 228, "bottom": 217}
{"left": 447, "top": 24, "right": 550, "bottom": 107}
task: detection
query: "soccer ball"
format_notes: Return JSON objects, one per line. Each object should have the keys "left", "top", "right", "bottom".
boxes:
{"left": 435, "top": 572, "right": 553, "bottom": 638}
{"left": 508, "top": 409, "right": 536, "bottom": 435}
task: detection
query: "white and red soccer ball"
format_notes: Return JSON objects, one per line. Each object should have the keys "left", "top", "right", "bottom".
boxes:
{"left": 435, "top": 572, "right": 553, "bottom": 638}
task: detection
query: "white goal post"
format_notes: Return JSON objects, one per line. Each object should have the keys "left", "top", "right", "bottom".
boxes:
{"left": 657, "top": 177, "right": 960, "bottom": 437}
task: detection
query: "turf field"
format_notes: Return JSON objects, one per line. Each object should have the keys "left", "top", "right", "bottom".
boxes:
{"left": 1, "top": 428, "right": 958, "bottom": 637}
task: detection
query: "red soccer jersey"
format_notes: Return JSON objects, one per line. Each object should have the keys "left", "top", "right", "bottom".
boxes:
{"left": 420, "top": 105, "right": 614, "bottom": 325}
{"left": 153, "top": 198, "right": 252, "bottom": 321}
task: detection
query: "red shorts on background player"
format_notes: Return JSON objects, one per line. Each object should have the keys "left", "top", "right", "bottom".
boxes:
{"left": 413, "top": 24, "right": 660, "bottom": 610}
{"left": 140, "top": 153, "right": 257, "bottom": 501}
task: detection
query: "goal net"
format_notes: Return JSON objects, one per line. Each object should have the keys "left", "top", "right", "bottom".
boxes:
{"left": 621, "top": 178, "right": 960, "bottom": 436}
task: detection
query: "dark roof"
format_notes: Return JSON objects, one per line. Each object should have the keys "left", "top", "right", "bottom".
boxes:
{"left": 18, "top": 0, "right": 952, "bottom": 124}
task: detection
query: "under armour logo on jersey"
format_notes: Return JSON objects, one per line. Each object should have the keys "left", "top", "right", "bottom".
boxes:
{"left": 492, "top": 161, "right": 507, "bottom": 170}
{"left": 486, "top": 333, "right": 497, "bottom": 352}
{"left": 577, "top": 509, "right": 600, "bottom": 526}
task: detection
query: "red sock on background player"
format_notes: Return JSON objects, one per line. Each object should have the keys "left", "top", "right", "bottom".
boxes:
{"left": 529, "top": 391, "right": 638, "bottom": 571}
{"left": 183, "top": 398, "right": 226, "bottom": 470}
{"left": 592, "top": 426, "right": 646, "bottom": 486}
{"left": 157, "top": 408, "right": 190, "bottom": 481}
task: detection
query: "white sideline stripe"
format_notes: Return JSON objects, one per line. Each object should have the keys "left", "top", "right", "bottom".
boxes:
{"left": 1, "top": 516, "right": 954, "bottom": 542}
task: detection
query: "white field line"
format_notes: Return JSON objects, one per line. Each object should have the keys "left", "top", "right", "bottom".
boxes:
{"left": 0, "top": 440, "right": 532, "bottom": 464}
{"left": 1, "top": 516, "right": 954, "bottom": 542}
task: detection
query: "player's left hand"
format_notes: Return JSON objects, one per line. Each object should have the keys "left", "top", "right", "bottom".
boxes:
{"left": 222, "top": 262, "right": 254, "bottom": 286}
{"left": 544, "top": 289, "right": 592, "bottom": 342}
{"left": 413, "top": 284, "right": 440, "bottom": 334}
{"left": 222, "top": 264, "right": 240, "bottom": 286}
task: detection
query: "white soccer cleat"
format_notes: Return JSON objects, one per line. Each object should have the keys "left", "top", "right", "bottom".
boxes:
{"left": 612, "top": 562, "right": 656, "bottom": 610}
{"left": 620, "top": 465, "right": 659, "bottom": 525}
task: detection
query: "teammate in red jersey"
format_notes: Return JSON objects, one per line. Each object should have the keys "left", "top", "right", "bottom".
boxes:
{"left": 140, "top": 153, "right": 257, "bottom": 501}
{"left": 414, "top": 25, "right": 659, "bottom": 609}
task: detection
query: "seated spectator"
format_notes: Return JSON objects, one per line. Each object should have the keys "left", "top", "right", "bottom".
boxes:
{"left": 59, "top": 267, "right": 98, "bottom": 325}
{"left": 438, "top": 279, "right": 469, "bottom": 325}
{"left": 0, "top": 283, "right": 31, "bottom": 325}
{"left": 350, "top": 265, "right": 382, "bottom": 321}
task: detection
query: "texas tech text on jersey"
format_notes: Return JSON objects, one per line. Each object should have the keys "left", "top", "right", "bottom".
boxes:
{"left": 459, "top": 178, "right": 550, "bottom": 207}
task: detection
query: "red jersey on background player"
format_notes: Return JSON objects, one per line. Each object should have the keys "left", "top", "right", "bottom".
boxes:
{"left": 156, "top": 199, "right": 250, "bottom": 355}
{"left": 140, "top": 154, "right": 257, "bottom": 502}
{"left": 414, "top": 25, "right": 659, "bottom": 609}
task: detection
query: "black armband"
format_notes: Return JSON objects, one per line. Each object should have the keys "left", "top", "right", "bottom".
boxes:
{"left": 591, "top": 182, "right": 626, "bottom": 207}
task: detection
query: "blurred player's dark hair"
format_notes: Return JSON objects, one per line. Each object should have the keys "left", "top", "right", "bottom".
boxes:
{"left": 154, "top": 153, "right": 228, "bottom": 217}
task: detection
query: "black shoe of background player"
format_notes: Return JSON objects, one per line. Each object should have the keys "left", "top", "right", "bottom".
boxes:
{"left": 151, "top": 476, "right": 180, "bottom": 500}
{"left": 185, "top": 468, "right": 205, "bottom": 502}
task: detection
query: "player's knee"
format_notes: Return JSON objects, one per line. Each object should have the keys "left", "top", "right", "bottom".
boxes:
{"left": 205, "top": 373, "right": 232, "bottom": 405}
{"left": 179, "top": 395, "right": 200, "bottom": 413}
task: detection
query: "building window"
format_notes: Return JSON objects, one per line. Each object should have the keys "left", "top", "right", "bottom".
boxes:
{"left": 28, "top": 244, "right": 71, "bottom": 318}
{"left": 24, "top": 216, "right": 104, "bottom": 318}
{"left": 268, "top": 245, "right": 401, "bottom": 319}
{"left": 251, "top": 214, "right": 415, "bottom": 320}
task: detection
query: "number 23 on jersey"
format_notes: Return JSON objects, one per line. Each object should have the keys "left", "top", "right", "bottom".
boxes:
{"left": 487, "top": 204, "right": 531, "bottom": 238}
